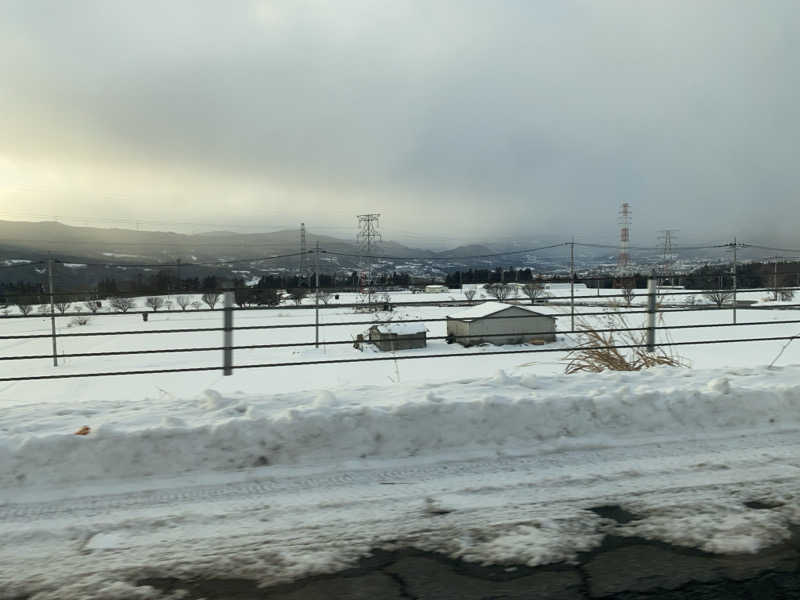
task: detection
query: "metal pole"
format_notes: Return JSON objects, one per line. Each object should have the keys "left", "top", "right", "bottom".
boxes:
{"left": 315, "top": 241, "right": 320, "bottom": 348}
{"left": 646, "top": 274, "right": 656, "bottom": 352}
{"left": 569, "top": 239, "right": 575, "bottom": 332}
{"left": 732, "top": 238, "right": 737, "bottom": 324}
{"left": 773, "top": 256, "right": 778, "bottom": 301}
{"left": 48, "top": 256, "right": 58, "bottom": 367}
{"left": 223, "top": 283, "right": 234, "bottom": 375}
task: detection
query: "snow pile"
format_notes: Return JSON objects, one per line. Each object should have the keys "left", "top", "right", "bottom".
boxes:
{"left": 3, "top": 366, "right": 800, "bottom": 487}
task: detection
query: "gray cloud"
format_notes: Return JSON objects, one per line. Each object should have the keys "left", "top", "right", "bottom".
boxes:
{"left": 0, "top": 0, "right": 797, "bottom": 247}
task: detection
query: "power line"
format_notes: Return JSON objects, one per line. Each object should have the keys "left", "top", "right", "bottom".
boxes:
{"left": 741, "top": 243, "right": 800, "bottom": 254}
{"left": 322, "top": 242, "right": 568, "bottom": 261}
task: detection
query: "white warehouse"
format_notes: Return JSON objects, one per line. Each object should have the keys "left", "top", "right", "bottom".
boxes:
{"left": 446, "top": 302, "right": 556, "bottom": 346}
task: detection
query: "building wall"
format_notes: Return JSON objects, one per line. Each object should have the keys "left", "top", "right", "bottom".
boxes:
{"left": 369, "top": 329, "right": 427, "bottom": 351}
{"left": 447, "top": 309, "right": 555, "bottom": 346}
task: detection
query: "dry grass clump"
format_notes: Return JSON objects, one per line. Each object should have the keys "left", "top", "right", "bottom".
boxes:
{"left": 564, "top": 314, "right": 687, "bottom": 374}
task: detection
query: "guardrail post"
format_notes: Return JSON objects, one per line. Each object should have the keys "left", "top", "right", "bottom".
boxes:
{"left": 223, "top": 282, "right": 234, "bottom": 375}
{"left": 646, "top": 274, "right": 656, "bottom": 352}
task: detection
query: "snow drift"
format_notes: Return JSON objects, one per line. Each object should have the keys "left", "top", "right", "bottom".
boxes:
{"left": 2, "top": 365, "right": 800, "bottom": 487}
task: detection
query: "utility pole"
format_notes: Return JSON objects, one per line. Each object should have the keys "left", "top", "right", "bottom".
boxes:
{"left": 357, "top": 213, "right": 381, "bottom": 309}
{"left": 48, "top": 255, "right": 57, "bottom": 367}
{"left": 570, "top": 238, "right": 575, "bottom": 332}
{"left": 767, "top": 255, "right": 782, "bottom": 301}
{"left": 315, "top": 240, "right": 320, "bottom": 348}
{"left": 299, "top": 223, "right": 307, "bottom": 283}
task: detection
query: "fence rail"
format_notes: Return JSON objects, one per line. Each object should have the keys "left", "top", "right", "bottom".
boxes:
{"left": 1, "top": 281, "right": 799, "bottom": 383}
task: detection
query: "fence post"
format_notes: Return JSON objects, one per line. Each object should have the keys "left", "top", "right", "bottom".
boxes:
{"left": 48, "top": 256, "right": 58, "bottom": 367}
{"left": 315, "top": 241, "right": 320, "bottom": 348}
{"left": 223, "top": 282, "right": 234, "bottom": 376}
{"left": 732, "top": 237, "right": 737, "bottom": 324}
{"left": 646, "top": 273, "right": 657, "bottom": 352}
{"left": 569, "top": 239, "right": 575, "bottom": 332}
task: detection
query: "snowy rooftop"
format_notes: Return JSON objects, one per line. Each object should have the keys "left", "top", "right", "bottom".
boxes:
{"left": 371, "top": 322, "right": 427, "bottom": 335}
{"left": 447, "top": 301, "right": 552, "bottom": 321}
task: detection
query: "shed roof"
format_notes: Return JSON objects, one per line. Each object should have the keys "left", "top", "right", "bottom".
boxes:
{"left": 447, "top": 301, "right": 555, "bottom": 322}
{"left": 370, "top": 322, "right": 428, "bottom": 335}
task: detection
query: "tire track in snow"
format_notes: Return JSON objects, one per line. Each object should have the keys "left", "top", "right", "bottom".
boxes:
{"left": 3, "top": 430, "right": 800, "bottom": 521}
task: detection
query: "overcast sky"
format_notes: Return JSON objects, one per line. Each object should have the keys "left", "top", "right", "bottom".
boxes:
{"left": 0, "top": 1, "right": 797, "bottom": 248}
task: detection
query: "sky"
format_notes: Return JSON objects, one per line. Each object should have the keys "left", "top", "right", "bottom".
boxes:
{"left": 0, "top": 1, "right": 797, "bottom": 248}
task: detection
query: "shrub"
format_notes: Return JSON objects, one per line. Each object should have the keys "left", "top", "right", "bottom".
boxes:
{"left": 564, "top": 313, "right": 687, "bottom": 374}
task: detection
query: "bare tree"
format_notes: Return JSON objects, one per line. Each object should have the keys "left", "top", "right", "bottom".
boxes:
{"left": 317, "top": 289, "right": 333, "bottom": 305}
{"left": 110, "top": 297, "right": 136, "bottom": 313}
{"left": 84, "top": 300, "right": 101, "bottom": 313}
{"left": 145, "top": 296, "right": 166, "bottom": 311}
{"left": 201, "top": 292, "right": 220, "bottom": 309}
{"left": 620, "top": 281, "right": 636, "bottom": 307}
{"left": 289, "top": 288, "right": 308, "bottom": 305}
{"left": 463, "top": 288, "right": 476, "bottom": 304}
{"left": 484, "top": 283, "right": 510, "bottom": 301}
{"left": 175, "top": 295, "right": 191, "bottom": 311}
{"left": 54, "top": 300, "right": 72, "bottom": 314}
{"left": 16, "top": 301, "right": 34, "bottom": 316}
{"left": 190, "top": 300, "right": 202, "bottom": 310}
{"left": 521, "top": 283, "right": 545, "bottom": 305}
{"left": 703, "top": 289, "right": 733, "bottom": 308}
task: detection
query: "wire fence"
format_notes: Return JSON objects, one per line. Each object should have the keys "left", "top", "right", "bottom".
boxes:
{"left": 1, "top": 280, "right": 799, "bottom": 382}
{"left": 3, "top": 236, "right": 800, "bottom": 383}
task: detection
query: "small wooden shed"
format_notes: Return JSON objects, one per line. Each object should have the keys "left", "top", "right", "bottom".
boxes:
{"left": 447, "top": 302, "right": 556, "bottom": 346}
{"left": 368, "top": 322, "right": 428, "bottom": 351}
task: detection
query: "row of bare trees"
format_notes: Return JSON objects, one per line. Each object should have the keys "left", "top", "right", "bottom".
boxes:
{"left": 480, "top": 282, "right": 546, "bottom": 304}
{"left": 10, "top": 293, "right": 228, "bottom": 316}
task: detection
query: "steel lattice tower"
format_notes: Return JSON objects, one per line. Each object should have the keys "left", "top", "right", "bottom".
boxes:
{"left": 658, "top": 229, "right": 678, "bottom": 278}
{"left": 617, "top": 202, "right": 632, "bottom": 276}
{"left": 356, "top": 214, "right": 381, "bottom": 304}
{"left": 299, "top": 222, "right": 307, "bottom": 280}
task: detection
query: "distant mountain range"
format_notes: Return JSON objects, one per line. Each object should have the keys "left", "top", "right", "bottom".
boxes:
{"left": 0, "top": 220, "right": 530, "bottom": 288}
{"left": 0, "top": 220, "right": 744, "bottom": 290}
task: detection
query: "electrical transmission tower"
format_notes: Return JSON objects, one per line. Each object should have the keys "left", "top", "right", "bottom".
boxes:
{"left": 658, "top": 229, "right": 678, "bottom": 282}
{"left": 299, "top": 222, "right": 307, "bottom": 282}
{"left": 617, "top": 202, "right": 632, "bottom": 276}
{"left": 356, "top": 213, "right": 381, "bottom": 309}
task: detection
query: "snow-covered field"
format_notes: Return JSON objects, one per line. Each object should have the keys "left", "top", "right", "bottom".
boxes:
{"left": 2, "top": 288, "right": 800, "bottom": 598}
{"left": 1, "top": 287, "right": 799, "bottom": 403}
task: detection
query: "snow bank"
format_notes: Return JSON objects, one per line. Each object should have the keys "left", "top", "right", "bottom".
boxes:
{"left": 3, "top": 366, "right": 800, "bottom": 487}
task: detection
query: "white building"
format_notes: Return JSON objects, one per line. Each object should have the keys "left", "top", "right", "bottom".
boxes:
{"left": 424, "top": 285, "right": 449, "bottom": 293}
{"left": 446, "top": 302, "right": 556, "bottom": 346}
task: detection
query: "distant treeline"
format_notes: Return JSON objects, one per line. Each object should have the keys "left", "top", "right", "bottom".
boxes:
{"left": 443, "top": 261, "right": 800, "bottom": 291}
{"left": 679, "top": 261, "right": 800, "bottom": 290}
{"left": 3, "top": 260, "right": 798, "bottom": 306}
{"left": 0, "top": 268, "right": 415, "bottom": 305}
